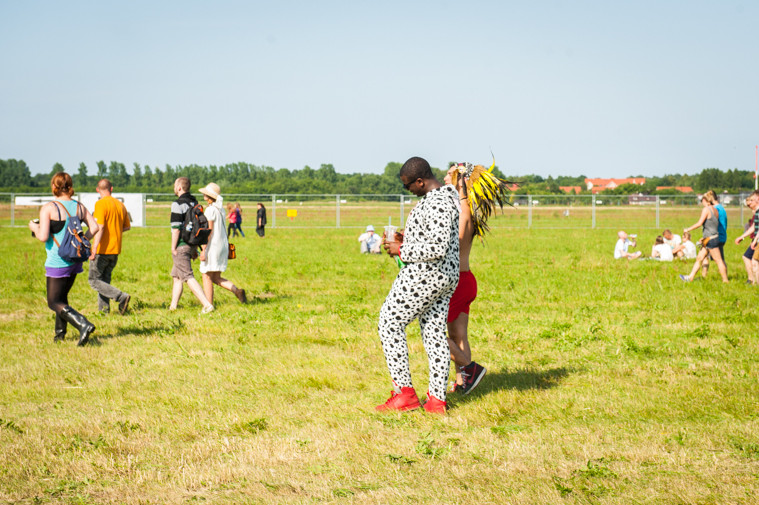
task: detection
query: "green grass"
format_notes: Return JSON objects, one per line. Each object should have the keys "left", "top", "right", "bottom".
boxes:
{"left": 1, "top": 224, "right": 758, "bottom": 504}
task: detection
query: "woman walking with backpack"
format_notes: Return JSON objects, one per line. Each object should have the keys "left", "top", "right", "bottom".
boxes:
{"left": 28, "top": 172, "right": 100, "bottom": 346}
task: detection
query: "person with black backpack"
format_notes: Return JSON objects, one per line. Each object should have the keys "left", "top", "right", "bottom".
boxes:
{"left": 28, "top": 172, "right": 100, "bottom": 346}
{"left": 168, "top": 177, "right": 214, "bottom": 313}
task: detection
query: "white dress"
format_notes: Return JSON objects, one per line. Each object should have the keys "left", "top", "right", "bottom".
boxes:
{"left": 200, "top": 203, "right": 229, "bottom": 273}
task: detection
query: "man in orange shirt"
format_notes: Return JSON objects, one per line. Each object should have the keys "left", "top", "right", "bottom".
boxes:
{"left": 88, "top": 179, "right": 132, "bottom": 314}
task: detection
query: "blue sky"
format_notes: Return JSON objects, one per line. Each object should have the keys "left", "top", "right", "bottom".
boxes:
{"left": 1, "top": 0, "right": 756, "bottom": 178}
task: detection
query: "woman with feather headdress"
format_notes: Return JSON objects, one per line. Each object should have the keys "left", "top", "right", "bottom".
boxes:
{"left": 445, "top": 159, "right": 515, "bottom": 394}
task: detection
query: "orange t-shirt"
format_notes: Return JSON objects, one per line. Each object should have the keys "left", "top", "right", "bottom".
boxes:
{"left": 93, "top": 195, "right": 130, "bottom": 255}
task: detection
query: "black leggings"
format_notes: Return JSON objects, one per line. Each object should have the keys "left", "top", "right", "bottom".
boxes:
{"left": 46, "top": 275, "right": 77, "bottom": 315}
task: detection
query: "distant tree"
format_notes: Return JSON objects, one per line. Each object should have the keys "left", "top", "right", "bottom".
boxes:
{"left": 77, "top": 162, "right": 89, "bottom": 188}
{"left": 51, "top": 162, "right": 65, "bottom": 176}
{"left": 96, "top": 161, "right": 107, "bottom": 178}
{"left": 132, "top": 163, "right": 142, "bottom": 188}
{"left": 143, "top": 165, "right": 154, "bottom": 187}
{"left": 0, "top": 159, "right": 33, "bottom": 187}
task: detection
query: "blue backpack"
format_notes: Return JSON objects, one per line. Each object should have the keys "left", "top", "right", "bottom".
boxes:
{"left": 52, "top": 201, "right": 92, "bottom": 263}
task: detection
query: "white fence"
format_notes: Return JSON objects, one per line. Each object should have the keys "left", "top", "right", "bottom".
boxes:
{"left": 1, "top": 192, "right": 755, "bottom": 230}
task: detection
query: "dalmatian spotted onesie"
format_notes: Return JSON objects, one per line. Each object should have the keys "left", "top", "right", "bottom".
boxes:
{"left": 378, "top": 185, "right": 460, "bottom": 401}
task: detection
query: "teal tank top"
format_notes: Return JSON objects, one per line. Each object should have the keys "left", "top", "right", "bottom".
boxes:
{"left": 45, "top": 199, "right": 82, "bottom": 268}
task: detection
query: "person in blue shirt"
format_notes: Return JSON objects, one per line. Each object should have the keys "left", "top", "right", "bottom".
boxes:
{"left": 28, "top": 172, "right": 100, "bottom": 346}
{"left": 706, "top": 189, "right": 728, "bottom": 279}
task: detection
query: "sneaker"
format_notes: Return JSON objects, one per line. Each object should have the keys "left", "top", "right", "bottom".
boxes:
{"left": 679, "top": 274, "right": 690, "bottom": 282}
{"left": 118, "top": 294, "right": 131, "bottom": 315}
{"left": 458, "top": 362, "right": 486, "bottom": 395}
{"left": 200, "top": 304, "right": 215, "bottom": 314}
{"left": 376, "top": 387, "right": 421, "bottom": 412}
{"left": 423, "top": 392, "right": 446, "bottom": 414}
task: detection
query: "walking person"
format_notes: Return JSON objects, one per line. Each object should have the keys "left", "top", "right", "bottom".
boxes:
{"left": 169, "top": 177, "right": 215, "bottom": 313}
{"left": 377, "top": 157, "right": 460, "bottom": 414}
{"left": 226, "top": 203, "right": 238, "bottom": 238}
{"left": 29, "top": 172, "right": 99, "bottom": 346}
{"left": 198, "top": 183, "right": 247, "bottom": 305}
{"left": 234, "top": 203, "right": 246, "bottom": 238}
{"left": 679, "top": 192, "right": 728, "bottom": 283}
{"left": 88, "top": 179, "right": 132, "bottom": 314}
{"left": 256, "top": 203, "right": 267, "bottom": 237}
{"left": 734, "top": 191, "right": 759, "bottom": 283}
{"left": 443, "top": 165, "right": 486, "bottom": 394}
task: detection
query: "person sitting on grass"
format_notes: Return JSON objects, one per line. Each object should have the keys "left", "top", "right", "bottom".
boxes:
{"left": 357, "top": 225, "right": 381, "bottom": 254}
{"left": 651, "top": 236, "right": 674, "bottom": 261}
{"left": 662, "top": 229, "right": 681, "bottom": 252}
{"left": 672, "top": 231, "right": 697, "bottom": 260}
{"left": 614, "top": 231, "right": 642, "bottom": 260}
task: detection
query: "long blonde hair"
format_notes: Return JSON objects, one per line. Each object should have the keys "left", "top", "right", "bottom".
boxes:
{"left": 702, "top": 190, "right": 719, "bottom": 205}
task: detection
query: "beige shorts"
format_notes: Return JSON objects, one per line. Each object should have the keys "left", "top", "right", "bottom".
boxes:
{"left": 752, "top": 247, "right": 759, "bottom": 261}
{"left": 171, "top": 245, "right": 196, "bottom": 281}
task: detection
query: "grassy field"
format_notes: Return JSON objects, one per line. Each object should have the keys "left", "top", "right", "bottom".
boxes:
{"left": 1, "top": 220, "right": 758, "bottom": 504}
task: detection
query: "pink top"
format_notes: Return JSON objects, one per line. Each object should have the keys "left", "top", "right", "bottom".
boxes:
{"left": 227, "top": 211, "right": 237, "bottom": 224}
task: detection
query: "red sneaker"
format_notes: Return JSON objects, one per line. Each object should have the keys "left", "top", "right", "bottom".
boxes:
{"left": 376, "top": 387, "right": 421, "bottom": 412}
{"left": 423, "top": 392, "right": 446, "bottom": 414}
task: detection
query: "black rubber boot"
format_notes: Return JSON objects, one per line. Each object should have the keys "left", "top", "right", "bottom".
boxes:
{"left": 60, "top": 306, "right": 96, "bottom": 346}
{"left": 54, "top": 313, "right": 67, "bottom": 342}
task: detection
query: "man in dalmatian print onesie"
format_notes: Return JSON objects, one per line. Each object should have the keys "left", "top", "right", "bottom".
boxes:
{"left": 377, "top": 156, "right": 460, "bottom": 414}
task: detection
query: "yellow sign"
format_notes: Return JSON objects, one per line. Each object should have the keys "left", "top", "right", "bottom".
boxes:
{"left": 287, "top": 209, "right": 297, "bottom": 219}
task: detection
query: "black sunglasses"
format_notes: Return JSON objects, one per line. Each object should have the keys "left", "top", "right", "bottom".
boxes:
{"left": 403, "top": 178, "right": 420, "bottom": 190}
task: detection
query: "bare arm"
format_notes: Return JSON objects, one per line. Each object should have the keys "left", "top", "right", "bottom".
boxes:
{"left": 29, "top": 203, "right": 54, "bottom": 242}
{"left": 200, "top": 217, "right": 215, "bottom": 261}
{"left": 684, "top": 207, "right": 710, "bottom": 233}
{"left": 171, "top": 228, "right": 180, "bottom": 256}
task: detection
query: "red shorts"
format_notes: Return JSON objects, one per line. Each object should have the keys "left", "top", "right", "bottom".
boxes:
{"left": 447, "top": 270, "right": 477, "bottom": 323}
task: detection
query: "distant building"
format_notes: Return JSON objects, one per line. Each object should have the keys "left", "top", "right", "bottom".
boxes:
{"left": 559, "top": 186, "right": 582, "bottom": 194}
{"left": 629, "top": 193, "right": 657, "bottom": 205}
{"left": 656, "top": 186, "right": 694, "bottom": 193}
{"left": 584, "top": 177, "right": 646, "bottom": 194}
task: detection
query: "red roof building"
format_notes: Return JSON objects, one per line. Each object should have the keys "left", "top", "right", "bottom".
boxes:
{"left": 656, "top": 186, "right": 694, "bottom": 193}
{"left": 584, "top": 178, "right": 646, "bottom": 194}
{"left": 559, "top": 186, "right": 582, "bottom": 194}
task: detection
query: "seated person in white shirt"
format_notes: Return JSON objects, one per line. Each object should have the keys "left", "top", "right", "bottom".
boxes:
{"left": 672, "top": 231, "right": 697, "bottom": 259}
{"left": 662, "top": 229, "right": 681, "bottom": 250}
{"left": 614, "top": 230, "right": 642, "bottom": 260}
{"left": 651, "top": 236, "right": 674, "bottom": 261}
{"left": 358, "top": 225, "right": 382, "bottom": 254}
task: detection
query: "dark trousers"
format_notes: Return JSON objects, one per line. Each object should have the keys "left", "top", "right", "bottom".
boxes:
{"left": 88, "top": 254, "right": 124, "bottom": 312}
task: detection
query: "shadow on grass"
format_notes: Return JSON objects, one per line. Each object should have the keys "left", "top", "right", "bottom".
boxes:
{"left": 91, "top": 320, "right": 186, "bottom": 341}
{"left": 244, "top": 292, "right": 289, "bottom": 306}
{"left": 469, "top": 366, "right": 572, "bottom": 396}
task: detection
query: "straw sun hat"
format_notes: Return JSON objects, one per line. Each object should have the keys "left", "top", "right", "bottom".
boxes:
{"left": 199, "top": 182, "right": 222, "bottom": 201}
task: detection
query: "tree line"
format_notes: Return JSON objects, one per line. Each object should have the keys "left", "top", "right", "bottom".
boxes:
{"left": 0, "top": 158, "right": 755, "bottom": 195}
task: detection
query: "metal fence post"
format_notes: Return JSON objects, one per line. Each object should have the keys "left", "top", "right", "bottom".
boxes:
{"left": 656, "top": 195, "right": 660, "bottom": 229}
{"left": 527, "top": 195, "right": 532, "bottom": 229}
{"left": 10, "top": 193, "right": 15, "bottom": 227}
{"left": 400, "top": 195, "right": 404, "bottom": 228}
{"left": 336, "top": 194, "right": 340, "bottom": 228}
{"left": 142, "top": 193, "right": 146, "bottom": 227}
{"left": 592, "top": 194, "right": 596, "bottom": 229}
{"left": 272, "top": 194, "right": 276, "bottom": 229}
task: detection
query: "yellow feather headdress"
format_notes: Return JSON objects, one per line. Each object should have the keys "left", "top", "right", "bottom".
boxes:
{"left": 450, "top": 157, "right": 517, "bottom": 238}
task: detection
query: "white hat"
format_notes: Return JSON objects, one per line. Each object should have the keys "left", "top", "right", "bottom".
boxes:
{"left": 199, "top": 182, "right": 222, "bottom": 201}
{"left": 366, "top": 225, "right": 374, "bottom": 232}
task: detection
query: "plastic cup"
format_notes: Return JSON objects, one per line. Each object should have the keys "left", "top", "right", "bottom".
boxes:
{"left": 384, "top": 225, "right": 397, "bottom": 242}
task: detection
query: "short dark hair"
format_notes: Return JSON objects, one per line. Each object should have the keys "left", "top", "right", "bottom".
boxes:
{"left": 399, "top": 156, "right": 433, "bottom": 181}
